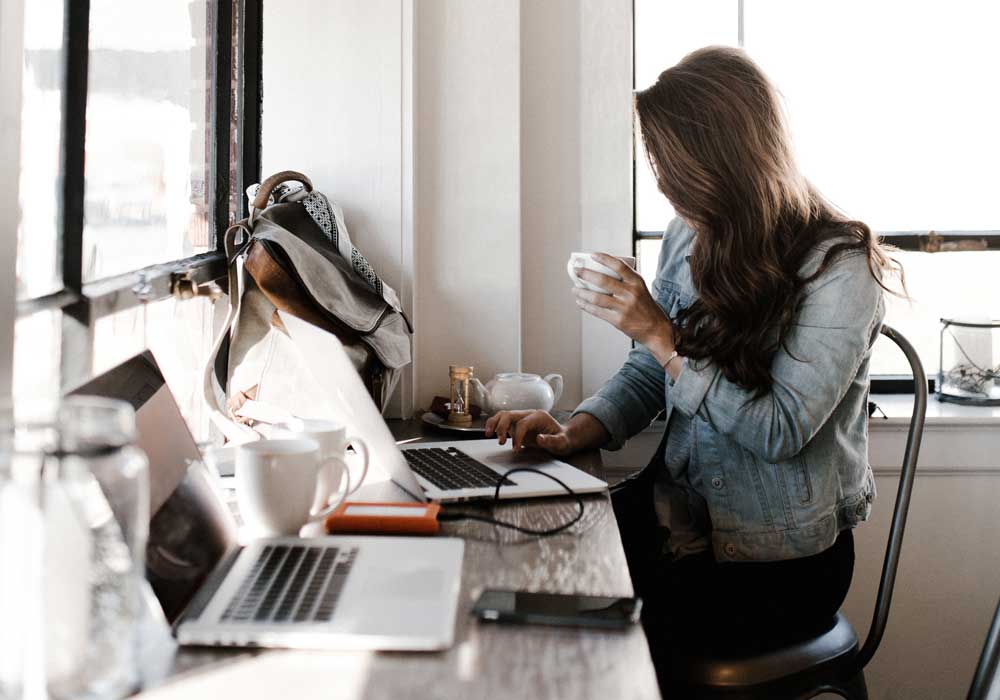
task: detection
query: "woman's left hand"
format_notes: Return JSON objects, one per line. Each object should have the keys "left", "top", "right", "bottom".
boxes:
{"left": 573, "top": 253, "right": 676, "bottom": 362}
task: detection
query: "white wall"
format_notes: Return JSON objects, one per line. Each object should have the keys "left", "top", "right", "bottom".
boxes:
{"left": 518, "top": 0, "right": 634, "bottom": 404}
{"left": 519, "top": 0, "right": 581, "bottom": 405}
{"left": 0, "top": 0, "right": 24, "bottom": 400}
{"left": 414, "top": 0, "right": 631, "bottom": 411}
{"left": 263, "top": 0, "right": 633, "bottom": 416}
{"left": 843, "top": 419, "right": 1000, "bottom": 700}
{"left": 413, "top": 0, "right": 522, "bottom": 411}
{"left": 261, "top": 0, "right": 409, "bottom": 415}
{"left": 577, "top": 0, "right": 633, "bottom": 397}
{"left": 844, "top": 471, "right": 1000, "bottom": 700}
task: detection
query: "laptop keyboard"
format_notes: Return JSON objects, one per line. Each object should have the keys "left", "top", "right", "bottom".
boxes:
{"left": 403, "top": 447, "right": 516, "bottom": 491}
{"left": 221, "top": 545, "right": 358, "bottom": 624}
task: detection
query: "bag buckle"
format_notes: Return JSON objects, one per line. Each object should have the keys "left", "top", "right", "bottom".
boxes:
{"left": 171, "top": 271, "right": 224, "bottom": 301}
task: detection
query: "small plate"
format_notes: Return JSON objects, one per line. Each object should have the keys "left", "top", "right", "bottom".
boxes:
{"left": 421, "top": 412, "right": 488, "bottom": 434}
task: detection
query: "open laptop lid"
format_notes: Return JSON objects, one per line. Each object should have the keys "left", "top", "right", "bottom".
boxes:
{"left": 70, "top": 352, "right": 238, "bottom": 622}
{"left": 277, "top": 311, "right": 427, "bottom": 502}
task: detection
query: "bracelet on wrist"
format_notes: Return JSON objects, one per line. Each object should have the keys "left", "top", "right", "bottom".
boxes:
{"left": 662, "top": 350, "right": 680, "bottom": 371}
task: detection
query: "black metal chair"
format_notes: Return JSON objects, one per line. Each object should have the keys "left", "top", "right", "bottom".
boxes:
{"left": 671, "top": 325, "right": 927, "bottom": 700}
{"left": 967, "top": 595, "right": 1000, "bottom": 700}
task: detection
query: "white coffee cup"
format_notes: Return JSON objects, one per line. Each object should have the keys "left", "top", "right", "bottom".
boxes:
{"left": 235, "top": 438, "right": 349, "bottom": 536}
{"left": 566, "top": 252, "right": 637, "bottom": 294}
{"left": 273, "top": 418, "right": 370, "bottom": 499}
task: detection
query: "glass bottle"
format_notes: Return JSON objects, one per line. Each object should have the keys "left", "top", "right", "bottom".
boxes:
{"left": 0, "top": 396, "right": 149, "bottom": 700}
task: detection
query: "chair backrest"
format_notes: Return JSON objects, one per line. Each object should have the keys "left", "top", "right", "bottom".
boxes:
{"left": 854, "top": 325, "right": 927, "bottom": 671}
{"left": 967, "top": 595, "right": 1000, "bottom": 700}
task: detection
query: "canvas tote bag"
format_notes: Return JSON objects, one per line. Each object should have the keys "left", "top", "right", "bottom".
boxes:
{"left": 203, "top": 171, "right": 411, "bottom": 441}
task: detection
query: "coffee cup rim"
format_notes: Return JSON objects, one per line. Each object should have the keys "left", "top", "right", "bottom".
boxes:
{"left": 567, "top": 252, "right": 637, "bottom": 267}
{"left": 239, "top": 437, "right": 320, "bottom": 456}
{"left": 276, "top": 417, "right": 345, "bottom": 433}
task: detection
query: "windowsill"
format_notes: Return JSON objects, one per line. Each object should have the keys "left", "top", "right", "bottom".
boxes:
{"left": 609, "top": 394, "right": 999, "bottom": 474}
{"left": 634, "top": 393, "right": 1000, "bottom": 435}
{"left": 870, "top": 393, "right": 1000, "bottom": 428}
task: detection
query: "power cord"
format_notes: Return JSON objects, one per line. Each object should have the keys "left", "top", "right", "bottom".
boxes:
{"left": 608, "top": 467, "right": 653, "bottom": 494}
{"left": 437, "top": 467, "right": 585, "bottom": 537}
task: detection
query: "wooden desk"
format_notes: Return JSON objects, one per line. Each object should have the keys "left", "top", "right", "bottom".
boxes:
{"left": 137, "top": 420, "right": 661, "bottom": 700}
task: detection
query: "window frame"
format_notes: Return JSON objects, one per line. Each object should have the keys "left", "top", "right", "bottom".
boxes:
{"left": 631, "top": 0, "right": 1000, "bottom": 393}
{"left": 14, "top": 0, "right": 263, "bottom": 391}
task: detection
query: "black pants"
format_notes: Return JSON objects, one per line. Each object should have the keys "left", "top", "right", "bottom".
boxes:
{"left": 612, "top": 467, "right": 854, "bottom": 687}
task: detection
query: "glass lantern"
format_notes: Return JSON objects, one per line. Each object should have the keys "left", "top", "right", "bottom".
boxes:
{"left": 938, "top": 318, "right": 1000, "bottom": 405}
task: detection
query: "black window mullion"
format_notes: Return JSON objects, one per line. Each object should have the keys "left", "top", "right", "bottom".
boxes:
{"left": 60, "top": 0, "right": 89, "bottom": 296}
{"left": 871, "top": 376, "right": 935, "bottom": 395}
{"left": 212, "top": 0, "right": 234, "bottom": 247}
{"left": 58, "top": 0, "right": 93, "bottom": 391}
{"left": 239, "top": 0, "right": 264, "bottom": 220}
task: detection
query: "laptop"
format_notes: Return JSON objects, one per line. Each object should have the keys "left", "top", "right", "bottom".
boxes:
{"left": 71, "top": 353, "right": 464, "bottom": 651}
{"left": 275, "top": 311, "right": 608, "bottom": 504}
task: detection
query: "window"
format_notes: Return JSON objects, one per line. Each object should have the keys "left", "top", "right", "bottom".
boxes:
{"left": 634, "top": 0, "right": 1000, "bottom": 383}
{"left": 11, "top": 0, "right": 262, "bottom": 440}
{"left": 16, "top": 0, "right": 65, "bottom": 300}
{"left": 83, "top": 1, "right": 217, "bottom": 281}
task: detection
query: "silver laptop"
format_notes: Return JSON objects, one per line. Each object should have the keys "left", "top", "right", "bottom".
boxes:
{"left": 72, "top": 353, "right": 464, "bottom": 651}
{"left": 278, "top": 311, "right": 608, "bottom": 503}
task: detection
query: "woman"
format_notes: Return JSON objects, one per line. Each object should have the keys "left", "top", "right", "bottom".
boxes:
{"left": 485, "top": 47, "right": 902, "bottom": 684}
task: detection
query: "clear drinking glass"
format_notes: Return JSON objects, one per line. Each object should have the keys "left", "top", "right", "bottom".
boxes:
{"left": 0, "top": 397, "right": 149, "bottom": 700}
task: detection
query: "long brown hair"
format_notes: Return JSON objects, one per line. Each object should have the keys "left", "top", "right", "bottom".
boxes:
{"left": 635, "top": 46, "right": 903, "bottom": 395}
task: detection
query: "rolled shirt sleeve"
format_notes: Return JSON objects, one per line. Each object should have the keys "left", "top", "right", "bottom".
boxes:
{"left": 573, "top": 342, "right": 666, "bottom": 450}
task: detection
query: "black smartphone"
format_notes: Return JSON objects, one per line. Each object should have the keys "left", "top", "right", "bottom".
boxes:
{"left": 472, "top": 589, "right": 642, "bottom": 630}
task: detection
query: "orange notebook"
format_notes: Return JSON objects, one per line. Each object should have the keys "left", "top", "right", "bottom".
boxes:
{"left": 325, "top": 501, "right": 441, "bottom": 536}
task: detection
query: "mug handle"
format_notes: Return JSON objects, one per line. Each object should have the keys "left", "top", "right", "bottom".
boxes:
{"left": 309, "top": 456, "right": 351, "bottom": 520}
{"left": 345, "top": 435, "right": 370, "bottom": 495}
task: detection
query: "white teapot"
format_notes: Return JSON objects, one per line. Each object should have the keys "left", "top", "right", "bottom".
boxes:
{"left": 470, "top": 372, "right": 564, "bottom": 414}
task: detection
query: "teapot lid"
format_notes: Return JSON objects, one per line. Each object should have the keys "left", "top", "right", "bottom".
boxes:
{"left": 494, "top": 372, "right": 541, "bottom": 381}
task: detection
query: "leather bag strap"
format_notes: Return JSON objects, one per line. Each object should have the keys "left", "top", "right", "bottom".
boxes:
{"left": 251, "top": 170, "right": 313, "bottom": 211}
{"left": 201, "top": 222, "right": 259, "bottom": 443}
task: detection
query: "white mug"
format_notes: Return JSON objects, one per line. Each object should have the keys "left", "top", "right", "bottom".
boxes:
{"left": 566, "top": 252, "right": 637, "bottom": 294}
{"left": 273, "top": 418, "right": 370, "bottom": 498}
{"left": 235, "top": 438, "right": 349, "bottom": 536}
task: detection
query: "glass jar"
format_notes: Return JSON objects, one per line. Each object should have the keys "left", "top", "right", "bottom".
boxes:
{"left": 0, "top": 397, "right": 149, "bottom": 700}
{"left": 938, "top": 318, "right": 1000, "bottom": 406}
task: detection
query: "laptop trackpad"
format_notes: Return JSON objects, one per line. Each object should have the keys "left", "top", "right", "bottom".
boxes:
{"left": 462, "top": 441, "right": 563, "bottom": 470}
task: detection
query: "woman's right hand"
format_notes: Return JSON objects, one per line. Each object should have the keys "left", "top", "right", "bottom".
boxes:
{"left": 484, "top": 410, "right": 575, "bottom": 457}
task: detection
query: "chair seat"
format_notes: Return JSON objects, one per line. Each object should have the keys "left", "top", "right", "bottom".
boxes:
{"left": 676, "top": 612, "right": 860, "bottom": 689}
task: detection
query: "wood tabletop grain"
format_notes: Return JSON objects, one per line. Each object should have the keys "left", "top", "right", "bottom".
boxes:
{"left": 136, "top": 420, "right": 661, "bottom": 700}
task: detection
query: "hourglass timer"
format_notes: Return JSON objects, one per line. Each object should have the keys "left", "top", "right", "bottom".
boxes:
{"left": 448, "top": 365, "right": 474, "bottom": 425}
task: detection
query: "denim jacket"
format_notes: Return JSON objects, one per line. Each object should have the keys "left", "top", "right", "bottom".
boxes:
{"left": 575, "top": 219, "right": 884, "bottom": 562}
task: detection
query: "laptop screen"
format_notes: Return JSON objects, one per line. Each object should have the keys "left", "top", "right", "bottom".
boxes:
{"left": 70, "top": 352, "right": 238, "bottom": 622}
